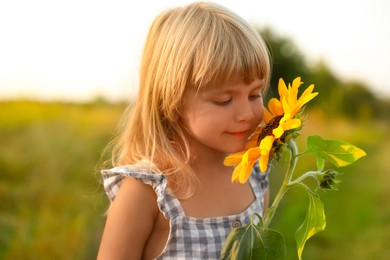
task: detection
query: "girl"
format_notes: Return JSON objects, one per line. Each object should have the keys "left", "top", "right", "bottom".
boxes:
{"left": 98, "top": 2, "right": 271, "bottom": 259}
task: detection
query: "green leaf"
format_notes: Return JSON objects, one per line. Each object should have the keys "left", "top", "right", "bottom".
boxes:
{"left": 316, "top": 157, "right": 325, "bottom": 171}
{"left": 306, "top": 135, "right": 366, "bottom": 167}
{"left": 295, "top": 189, "right": 326, "bottom": 260}
{"left": 220, "top": 215, "right": 286, "bottom": 260}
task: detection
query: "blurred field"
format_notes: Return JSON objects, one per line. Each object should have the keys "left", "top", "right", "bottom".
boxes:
{"left": 0, "top": 101, "right": 389, "bottom": 259}
{"left": 0, "top": 100, "right": 123, "bottom": 259}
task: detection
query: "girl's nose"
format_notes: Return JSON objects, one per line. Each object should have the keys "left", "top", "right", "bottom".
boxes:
{"left": 235, "top": 101, "right": 255, "bottom": 122}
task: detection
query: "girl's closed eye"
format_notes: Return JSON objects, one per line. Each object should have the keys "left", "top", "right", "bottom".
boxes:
{"left": 213, "top": 98, "right": 232, "bottom": 106}
{"left": 249, "top": 93, "right": 262, "bottom": 101}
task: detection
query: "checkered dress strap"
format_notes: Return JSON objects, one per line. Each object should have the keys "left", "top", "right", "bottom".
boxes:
{"left": 101, "top": 166, "right": 184, "bottom": 220}
{"left": 250, "top": 161, "right": 269, "bottom": 199}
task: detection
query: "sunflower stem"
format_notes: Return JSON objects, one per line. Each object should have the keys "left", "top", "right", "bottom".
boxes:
{"left": 292, "top": 151, "right": 307, "bottom": 159}
{"left": 264, "top": 140, "right": 299, "bottom": 228}
{"left": 289, "top": 170, "right": 322, "bottom": 186}
{"left": 286, "top": 140, "right": 299, "bottom": 182}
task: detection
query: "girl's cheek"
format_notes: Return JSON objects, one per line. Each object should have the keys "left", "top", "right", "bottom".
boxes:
{"left": 254, "top": 102, "right": 264, "bottom": 117}
{"left": 256, "top": 107, "right": 265, "bottom": 124}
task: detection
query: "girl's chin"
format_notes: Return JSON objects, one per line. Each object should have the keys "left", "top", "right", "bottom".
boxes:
{"left": 227, "top": 145, "right": 247, "bottom": 154}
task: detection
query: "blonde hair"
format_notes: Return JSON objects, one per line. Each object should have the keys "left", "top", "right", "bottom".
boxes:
{"left": 110, "top": 2, "right": 270, "bottom": 196}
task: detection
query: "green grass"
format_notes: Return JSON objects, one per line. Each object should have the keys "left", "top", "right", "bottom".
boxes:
{"left": 0, "top": 101, "right": 124, "bottom": 259}
{"left": 0, "top": 101, "right": 389, "bottom": 259}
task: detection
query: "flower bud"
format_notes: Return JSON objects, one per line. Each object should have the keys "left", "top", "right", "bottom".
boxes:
{"left": 317, "top": 169, "right": 342, "bottom": 191}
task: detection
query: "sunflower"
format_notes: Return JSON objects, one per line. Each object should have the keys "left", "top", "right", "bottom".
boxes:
{"left": 224, "top": 77, "right": 318, "bottom": 183}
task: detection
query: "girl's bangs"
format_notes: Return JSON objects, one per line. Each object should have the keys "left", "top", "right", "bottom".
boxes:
{"left": 191, "top": 21, "right": 269, "bottom": 91}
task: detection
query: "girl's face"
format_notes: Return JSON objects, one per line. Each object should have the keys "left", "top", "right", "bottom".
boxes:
{"left": 181, "top": 78, "right": 265, "bottom": 157}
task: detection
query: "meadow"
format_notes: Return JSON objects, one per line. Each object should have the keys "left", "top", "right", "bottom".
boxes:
{"left": 0, "top": 100, "right": 389, "bottom": 259}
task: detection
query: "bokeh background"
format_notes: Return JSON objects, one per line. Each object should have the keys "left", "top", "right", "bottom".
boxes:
{"left": 1, "top": 0, "right": 389, "bottom": 259}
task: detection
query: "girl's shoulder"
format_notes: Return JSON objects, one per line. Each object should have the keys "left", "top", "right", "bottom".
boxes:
{"left": 98, "top": 171, "right": 160, "bottom": 259}
{"left": 102, "top": 165, "right": 166, "bottom": 201}
{"left": 101, "top": 165, "right": 183, "bottom": 220}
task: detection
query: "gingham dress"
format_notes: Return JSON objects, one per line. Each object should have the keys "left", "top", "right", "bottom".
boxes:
{"left": 102, "top": 163, "right": 268, "bottom": 259}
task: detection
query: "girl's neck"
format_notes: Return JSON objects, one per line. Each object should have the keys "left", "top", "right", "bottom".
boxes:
{"left": 189, "top": 149, "right": 232, "bottom": 178}
{"left": 182, "top": 135, "right": 233, "bottom": 178}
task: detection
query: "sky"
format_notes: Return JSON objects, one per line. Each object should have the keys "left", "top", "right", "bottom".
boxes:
{"left": 0, "top": 0, "right": 389, "bottom": 102}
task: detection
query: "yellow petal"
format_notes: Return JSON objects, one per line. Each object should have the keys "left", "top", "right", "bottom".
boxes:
{"left": 259, "top": 135, "right": 275, "bottom": 173}
{"left": 263, "top": 108, "right": 274, "bottom": 123}
{"left": 282, "top": 97, "right": 292, "bottom": 115}
{"left": 289, "top": 86, "right": 298, "bottom": 105}
{"left": 231, "top": 164, "right": 243, "bottom": 182}
{"left": 268, "top": 98, "right": 284, "bottom": 116}
{"left": 238, "top": 160, "right": 257, "bottom": 184}
{"left": 259, "top": 154, "right": 269, "bottom": 172}
{"left": 282, "top": 118, "right": 302, "bottom": 131}
{"left": 285, "top": 77, "right": 302, "bottom": 107}
{"left": 273, "top": 126, "right": 284, "bottom": 138}
{"left": 278, "top": 78, "right": 288, "bottom": 99}
{"left": 292, "top": 77, "right": 303, "bottom": 89}
{"left": 230, "top": 148, "right": 261, "bottom": 184}
{"left": 295, "top": 92, "right": 319, "bottom": 114}
{"left": 260, "top": 135, "right": 275, "bottom": 152}
{"left": 301, "top": 84, "right": 315, "bottom": 97}
{"left": 259, "top": 135, "right": 275, "bottom": 172}
{"left": 246, "top": 147, "right": 261, "bottom": 161}
{"left": 271, "top": 114, "right": 287, "bottom": 138}
{"left": 224, "top": 151, "right": 245, "bottom": 166}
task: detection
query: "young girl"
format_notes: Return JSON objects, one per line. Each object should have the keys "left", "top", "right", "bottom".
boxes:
{"left": 98, "top": 2, "right": 271, "bottom": 259}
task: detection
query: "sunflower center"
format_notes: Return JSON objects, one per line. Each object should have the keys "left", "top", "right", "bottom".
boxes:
{"left": 257, "top": 115, "right": 284, "bottom": 145}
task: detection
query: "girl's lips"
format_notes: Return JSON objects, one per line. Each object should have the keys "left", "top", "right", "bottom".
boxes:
{"left": 228, "top": 130, "right": 248, "bottom": 137}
